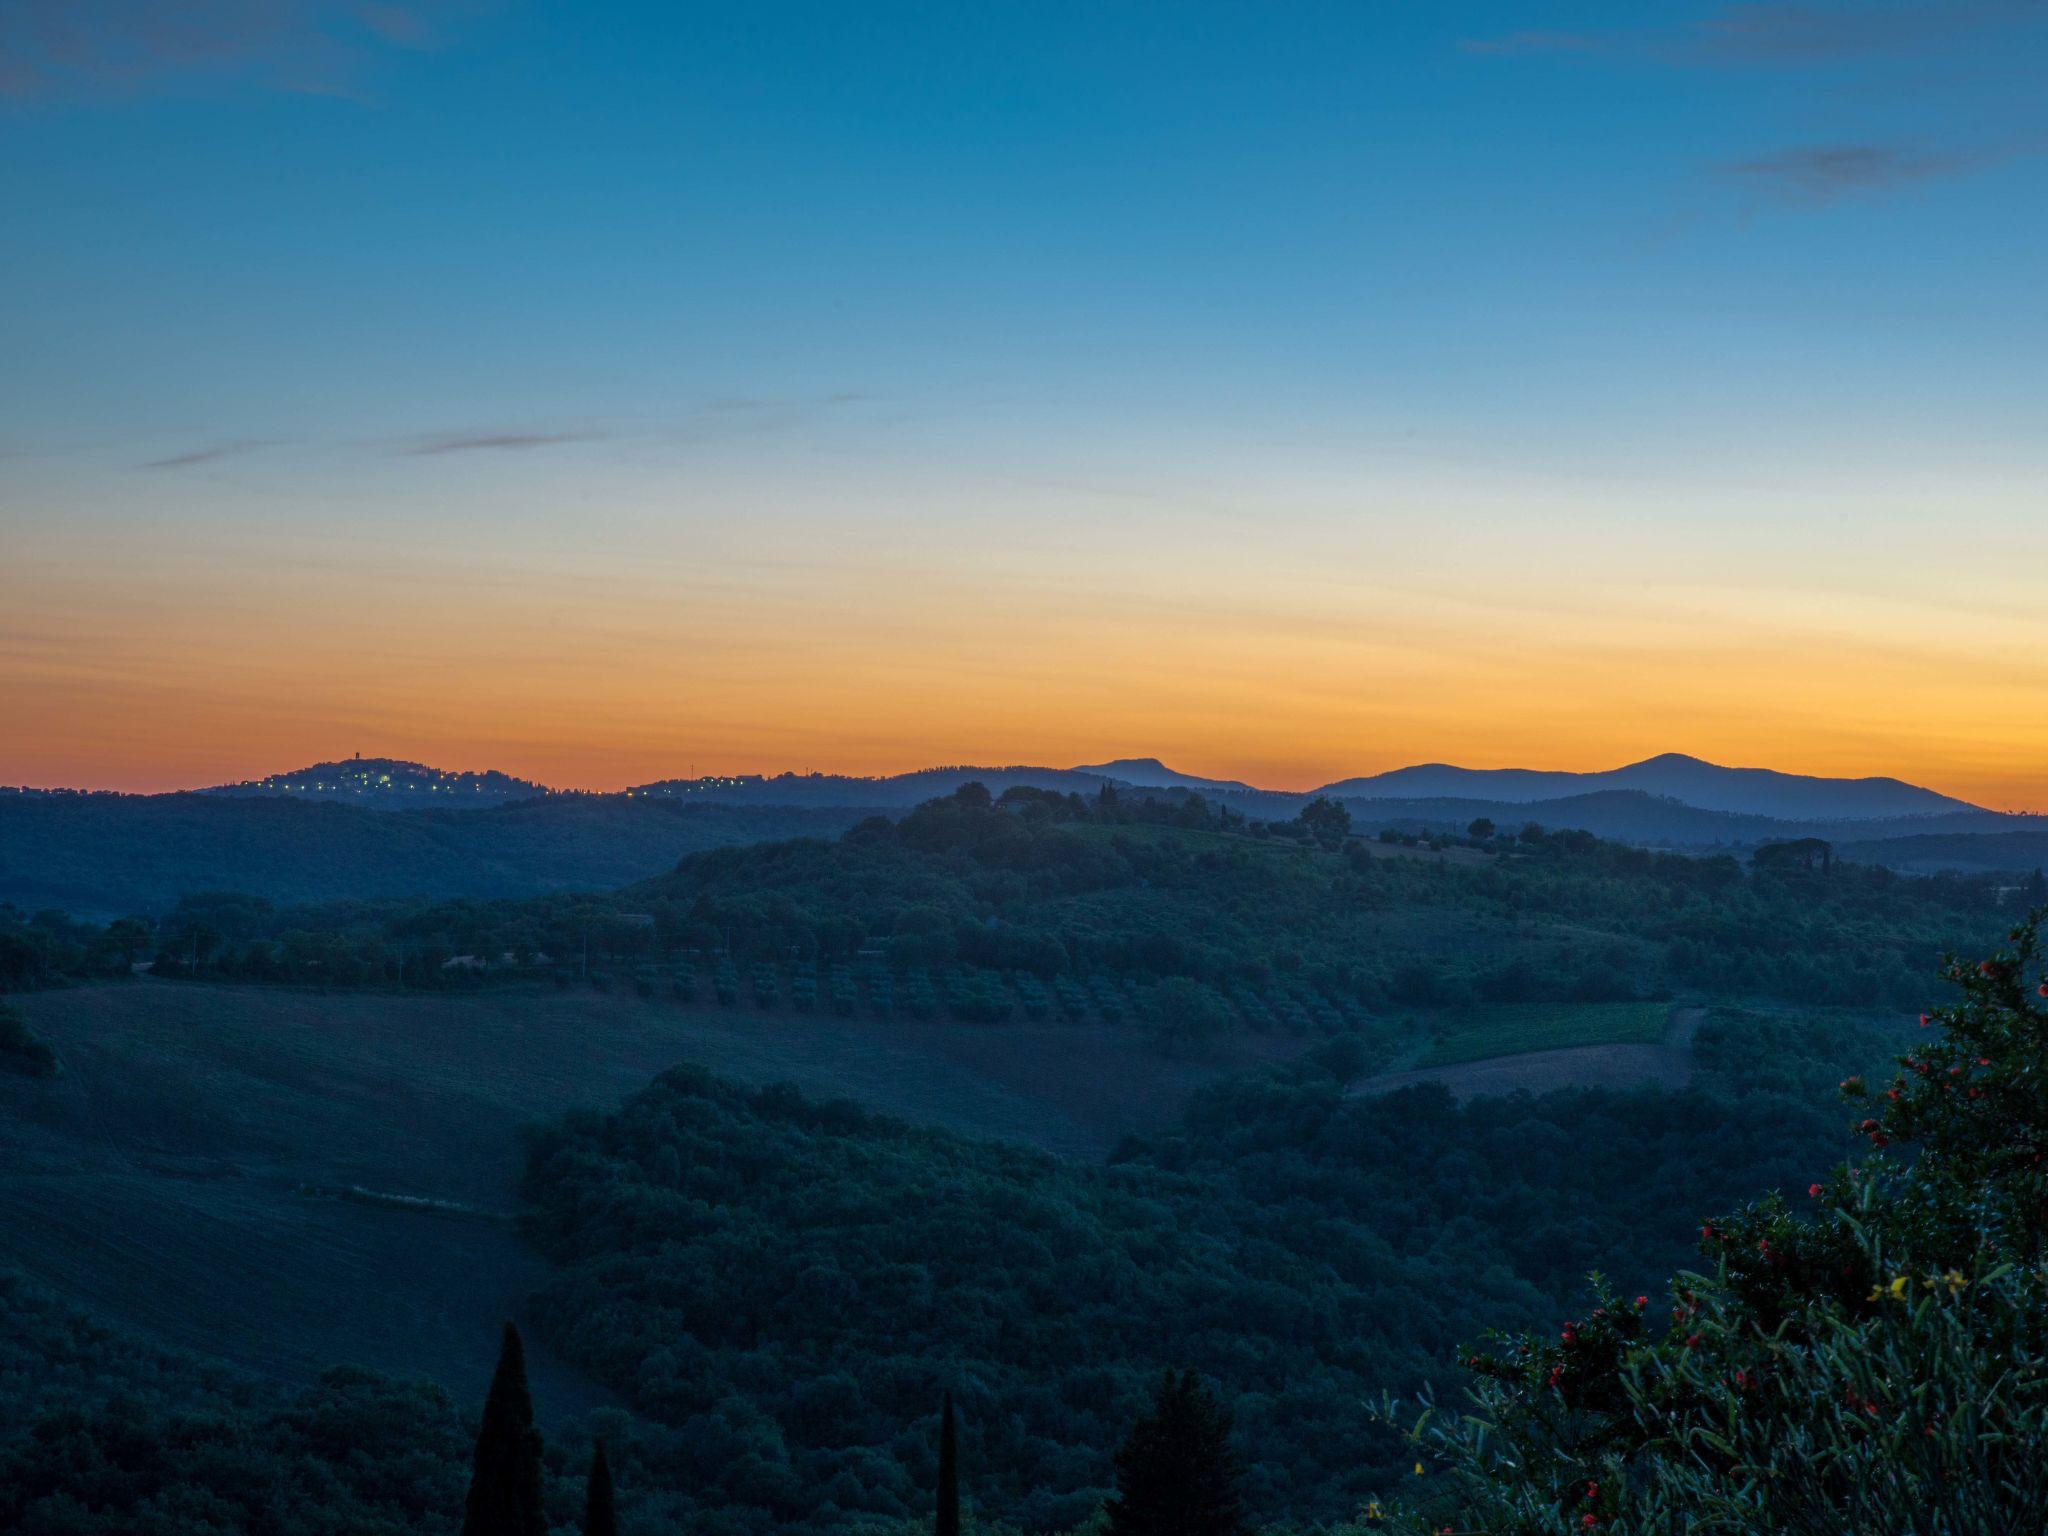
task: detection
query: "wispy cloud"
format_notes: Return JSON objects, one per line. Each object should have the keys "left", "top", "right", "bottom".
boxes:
{"left": 398, "top": 430, "right": 604, "bottom": 457}
{"left": 136, "top": 440, "right": 271, "bottom": 471}
{"left": 1462, "top": 2, "right": 2045, "bottom": 67}
{"left": 1687, "top": 2, "right": 2037, "bottom": 65}
{"left": 140, "top": 397, "right": 878, "bottom": 467}
{"left": 0, "top": 0, "right": 448, "bottom": 103}
{"left": 1724, "top": 142, "right": 2002, "bottom": 204}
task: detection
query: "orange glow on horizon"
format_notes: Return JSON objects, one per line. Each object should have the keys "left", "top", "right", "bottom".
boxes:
{"left": 7, "top": 485, "right": 2047, "bottom": 813}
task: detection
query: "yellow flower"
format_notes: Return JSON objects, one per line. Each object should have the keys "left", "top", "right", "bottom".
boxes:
{"left": 1944, "top": 1269, "right": 1968, "bottom": 1295}
{"left": 1414, "top": 1462, "right": 1425, "bottom": 1476}
{"left": 1889, "top": 1275, "right": 1910, "bottom": 1300}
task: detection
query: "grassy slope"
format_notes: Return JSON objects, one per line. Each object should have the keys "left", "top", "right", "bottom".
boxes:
{"left": 0, "top": 981, "right": 1299, "bottom": 1414}
{"left": 1419, "top": 1000, "right": 1674, "bottom": 1067}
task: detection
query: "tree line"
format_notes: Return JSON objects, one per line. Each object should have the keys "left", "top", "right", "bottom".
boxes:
{"left": 459, "top": 1321, "right": 1252, "bottom": 1536}
{"left": 19, "top": 783, "right": 2010, "bottom": 1019}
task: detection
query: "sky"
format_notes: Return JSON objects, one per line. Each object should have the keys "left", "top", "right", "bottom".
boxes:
{"left": 2, "top": 2, "right": 2046, "bottom": 806}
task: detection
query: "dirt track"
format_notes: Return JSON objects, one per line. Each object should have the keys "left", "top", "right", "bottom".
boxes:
{"left": 1355, "top": 1005, "right": 1704, "bottom": 1102}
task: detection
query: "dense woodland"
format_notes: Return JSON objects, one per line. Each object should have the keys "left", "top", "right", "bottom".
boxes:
{"left": 0, "top": 995, "right": 1895, "bottom": 1534}
{"left": 507, "top": 1004, "right": 1889, "bottom": 1533}
{"left": 25, "top": 785, "right": 2021, "bottom": 1029}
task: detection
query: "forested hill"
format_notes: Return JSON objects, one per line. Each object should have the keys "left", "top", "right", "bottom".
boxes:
{"left": 9, "top": 763, "right": 2039, "bottom": 922}
{"left": 0, "top": 793, "right": 869, "bottom": 917}
{"left": 201, "top": 757, "right": 548, "bottom": 807}
{"left": 98, "top": 782, "right": 2020, "bottom": 1018}
{"left": 512, "top": 1005, "right": 1877, "bottom": 1533}
{"left": 610, "top": 785, "right": 2005, "bottom": 1013}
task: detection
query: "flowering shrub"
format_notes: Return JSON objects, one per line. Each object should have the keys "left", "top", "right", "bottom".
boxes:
{"left": 1383, "top": 909, "right": 2048, "bottom": 1534}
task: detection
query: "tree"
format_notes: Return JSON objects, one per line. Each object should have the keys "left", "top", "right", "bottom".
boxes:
{"left": 1297, "top": 797, "right": 1352, "bottom": 850}
{"left": 1148, "top": 977, "right": 1232, "bottom": 1057}
{"left": 460, "top": 1323, "right": 546, "bottom": 1536}
{"left": 103, "top": 916, "right": 151, "bottom": 969}
{"left": 936, "top": 1392, "right": 960, "bottom": 1536}
{"left": 1466, "top": 817, "right": 1494, "bottom": 841}
{"left": 1106, "top": 1370, "right": 1248, "bottom": 1536}
{"left": 1752, "top": 836, "right": 1833, "bottom": 875}
{"left": 581, "top": 1441, "right": 616, "bottom": 1536}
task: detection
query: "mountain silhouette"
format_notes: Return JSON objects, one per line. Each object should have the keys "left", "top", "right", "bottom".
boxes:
{"left": 1313, "top": 752, "right": 1978, "bottom": 822}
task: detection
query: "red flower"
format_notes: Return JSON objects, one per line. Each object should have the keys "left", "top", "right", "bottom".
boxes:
{"left": 1581, "top": 1517, "right": 1598, "bottom": 1530}
{"left": 1808, "top": 1182, "right": 1823, "bottom": 1198}
{"left": 1919, "top": 1013, "right": 1932, "bottom": 1027}
{"left": 1634, "top": 1295, "right": 1647, "bottom": 1308}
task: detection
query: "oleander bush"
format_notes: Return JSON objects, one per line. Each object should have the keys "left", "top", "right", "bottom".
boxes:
{"left": 1389, "top": 909, "right": 2048, "bottom": 1535}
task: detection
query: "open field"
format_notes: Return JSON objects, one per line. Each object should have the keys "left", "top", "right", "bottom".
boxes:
{"left": 0, "top": 981, "right": 1300, "bottom": 1413}
{"left": 1419, "top": 999, "right": 1673, "bottom": 1067}
{"left": 1359, "top": 1005, "right": 1701, "bottom": 1102}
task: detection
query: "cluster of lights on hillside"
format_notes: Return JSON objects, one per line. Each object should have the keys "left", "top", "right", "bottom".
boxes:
{"left": 635, "top": 776, "right": 756, "bottom": 797}
{"left": 233, "top": 760, "right": 513, "bottom": 796}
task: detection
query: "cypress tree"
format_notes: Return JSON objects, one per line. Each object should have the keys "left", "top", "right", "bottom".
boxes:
{"left": 936, "top": 1391, "right": 960, "bottom": 1536}
{"left": 460, "top": 1322, "right": 547, "bottom": 1536}
{"left": 1105, "top": 1370, "right": 1247, "bottom": 1536}
{"left": 582, "top": 1440, "right": 617, "bottom": 1536}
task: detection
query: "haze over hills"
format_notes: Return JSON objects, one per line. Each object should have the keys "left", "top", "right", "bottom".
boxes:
{"left": 1312, "top": 752, "right": 1981, "bottom": 822}
{"left": 7, "top": 750, "right": 2040, "bottom": 917}
{"left": 155, "top": 748, "right": 1996, "bottom": 823}
{"left": 1072, "top": 758, "right": 1261, "bottom": 794}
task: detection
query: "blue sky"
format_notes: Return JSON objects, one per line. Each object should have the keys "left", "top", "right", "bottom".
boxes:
{"left": 4, "top": 2, "right": 2047, "bottom": 799}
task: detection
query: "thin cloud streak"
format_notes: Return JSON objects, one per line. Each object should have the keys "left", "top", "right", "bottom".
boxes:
{"left": 1462, "top": 2, "right": 2046, "bottom": 66}
{"left": 135, "top": 440, "right": 272, "bottom": 471}
{"left": 398, "top": 430, "right": 604, "bottom": 456}
{"left": 0, "top": 0, "right": 445, "bottom": 102}
{"left": 1724, "top": 141, "right": 2006, "bottom": 204}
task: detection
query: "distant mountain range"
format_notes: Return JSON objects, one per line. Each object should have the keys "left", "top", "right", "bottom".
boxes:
{"left": 5, "top": 749, "right": 2037, "bottom": 916}
{"left": 1312, "top": 753, "right": 1976, "bottom": 822}
{"left": 175, "top": 748, "right": 1991, "bottom": 824}
{"left": 1072, "top": 758, "right": 1261, "bottom": 795}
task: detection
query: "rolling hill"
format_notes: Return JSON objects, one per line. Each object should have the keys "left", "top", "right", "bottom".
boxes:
{"left": 0, "top": 793, "right": 869, "bottom": 917}
{"left": 1071, "top": 757, "right": 1261, "bottom": 794}
{"left": 202, "top": 756, "right": 549, "bottom": 807}
{"left": 7, "top": 752, "right": 2031, "bottom": 920}
{"left": 1316, "top": 751, "right": 1979, "bottom": 822}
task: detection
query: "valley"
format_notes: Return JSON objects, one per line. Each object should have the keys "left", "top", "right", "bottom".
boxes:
{"left": 0, "top": 980, "right": 1305, "bottom": 1412}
